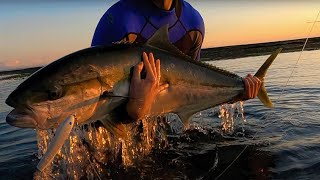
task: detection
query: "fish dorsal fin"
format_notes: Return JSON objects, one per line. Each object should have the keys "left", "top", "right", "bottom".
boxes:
{"left": 146, "top": 25, "right": 192, "bottom": 60}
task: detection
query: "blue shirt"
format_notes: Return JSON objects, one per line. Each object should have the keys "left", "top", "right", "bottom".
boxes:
{"left": 92, "top": 0, "right": 205, "bottom": 60}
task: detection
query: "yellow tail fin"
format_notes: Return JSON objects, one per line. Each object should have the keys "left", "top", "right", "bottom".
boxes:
{"left": 254, "top": 48, "right": 282, "bottom": 108}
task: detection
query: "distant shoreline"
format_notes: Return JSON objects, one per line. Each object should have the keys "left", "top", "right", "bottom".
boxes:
{"left": 1, "top": 37, "right": 320, "bottom": 75}
{"left": 200, "top": 37, "right": 320, "bottom": 61}
{"left": 0, "top": 67, "right": 42, "bottom": 76}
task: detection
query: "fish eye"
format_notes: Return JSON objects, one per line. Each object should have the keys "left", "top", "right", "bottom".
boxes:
{"left": 47, "top": 86, "right": 63, "bottom": 100}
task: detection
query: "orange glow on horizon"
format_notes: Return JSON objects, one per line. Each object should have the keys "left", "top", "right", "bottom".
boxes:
{"left": 198, "top": 2, "right": 320, "bottom": 48}
{"left": 1, "top": 1, "right": 320, "bottom": 70}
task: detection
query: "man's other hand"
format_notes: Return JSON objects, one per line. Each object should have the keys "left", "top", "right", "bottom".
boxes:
{"left": 243, "top": 74, "right": 262, "bottom": 100}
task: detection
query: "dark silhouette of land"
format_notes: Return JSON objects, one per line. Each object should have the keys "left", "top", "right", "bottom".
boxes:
{"left": 0, "top": 67, "right": 41, "bottom": 76}
{"left": 1, "top": 37, "right": 320, "bottom": 75}
{"left": 200, "top": 37, "right": 320, "bottom": 61}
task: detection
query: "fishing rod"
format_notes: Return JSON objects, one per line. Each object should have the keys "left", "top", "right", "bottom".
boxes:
{"left": 214, "top": 10, "right": 320, "bottom": 180}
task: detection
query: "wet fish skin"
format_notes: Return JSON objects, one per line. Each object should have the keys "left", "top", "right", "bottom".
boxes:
{"left": 5, "top": 26, "right": 280, "bottom": 130}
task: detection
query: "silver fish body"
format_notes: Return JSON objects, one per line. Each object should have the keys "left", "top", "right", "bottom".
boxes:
{"left": 5, "top": 26, "right": 280, "bottom": 130}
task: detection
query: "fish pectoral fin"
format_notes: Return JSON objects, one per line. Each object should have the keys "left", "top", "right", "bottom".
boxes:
{"left": 254, "top": 48, "right": 282, "bottom": 108}
{"left": 99, "top": 116, "right": 124, "bottom": 136}
{"left": 176, "top": 111, "right": 196, "bottom": 129}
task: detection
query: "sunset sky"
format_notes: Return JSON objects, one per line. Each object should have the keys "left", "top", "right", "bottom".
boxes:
{"left": 1, "top": 0, "right": 320, "bottom": 70}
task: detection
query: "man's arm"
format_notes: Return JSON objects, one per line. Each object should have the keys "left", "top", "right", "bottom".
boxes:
{"left": 188, "top": 30, "right": 203, "bottom": 61}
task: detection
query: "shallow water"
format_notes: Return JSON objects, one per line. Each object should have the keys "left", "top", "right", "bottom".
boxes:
{"left": 0, "top": 49, "right": 320, "bottom": 179}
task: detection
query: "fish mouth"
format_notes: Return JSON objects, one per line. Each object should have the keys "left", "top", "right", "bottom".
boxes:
{"left": 6, "top": 109, "right": 37, "bottom": 128}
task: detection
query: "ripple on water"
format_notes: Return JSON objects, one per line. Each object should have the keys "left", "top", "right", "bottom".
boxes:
{"left": 1, "top": 50, "right": 320, "bottom": 178}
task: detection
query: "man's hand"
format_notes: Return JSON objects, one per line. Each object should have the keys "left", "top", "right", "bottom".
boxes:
{"left": 242, "top": 74, "right": 262, "bottom": 100}
{"left": 126, "top": 52, "right": 169, "bottom": 120}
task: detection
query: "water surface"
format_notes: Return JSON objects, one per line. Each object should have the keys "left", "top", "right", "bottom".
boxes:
{"left": 0, "top": 49, "right": 320, "bottom": 179}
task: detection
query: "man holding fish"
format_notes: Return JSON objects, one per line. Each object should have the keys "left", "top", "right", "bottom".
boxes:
{"left": 92, "top": 0, "right": 261, "bottom": 120}
{"left": 5, "top": 0, "right": 278, "bottom": 172}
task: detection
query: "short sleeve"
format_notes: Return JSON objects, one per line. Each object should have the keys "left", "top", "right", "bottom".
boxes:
{"left": 91, "top": 1, "right": 145, "bottom": 46}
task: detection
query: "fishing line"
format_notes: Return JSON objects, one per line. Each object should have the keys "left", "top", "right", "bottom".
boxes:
{"left": 276, "top": 10, "right": 320, "bottom": 103}
{"left": 74, "top": 120, "right": 103, "bottom": 180}
{"left": 214, "top": 10, "right": 320, "bottom": 180}
{"left": 87, "top": 155, "right": 102, "bottom": 180}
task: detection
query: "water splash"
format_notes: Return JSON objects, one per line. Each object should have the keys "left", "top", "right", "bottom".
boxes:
{"left": 190, "top": 102, "right": 246, "bottom": 134}
{"left": 219, "top": 102, "right": 246, "bottom": 134}
{"left": 33, "top": 116, "right": 169, "bottom": 179}
{"left": 32, "top": 103, "right": 246, "bottom": 179}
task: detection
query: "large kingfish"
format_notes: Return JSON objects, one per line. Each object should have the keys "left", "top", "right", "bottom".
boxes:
{"left": 6, "top": 26, "right": 281, "bottom": 132}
